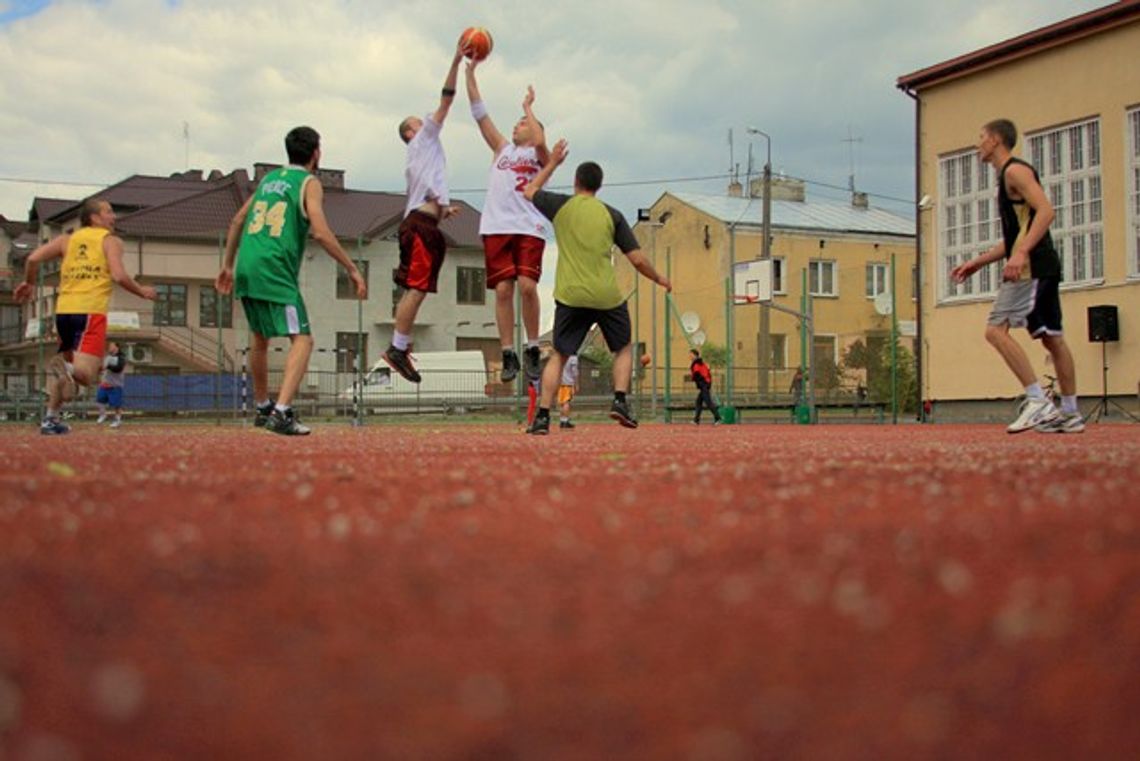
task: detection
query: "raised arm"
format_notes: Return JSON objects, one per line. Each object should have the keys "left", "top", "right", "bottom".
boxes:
{"left": 465, "top": 59, "right": 507, "bottom": 153}
{"left": 522, "top": 85, "right": 549, "bottom": 165}
{"left": 431, "top": 40, "right": 465, "bottom": 127}
{"left": 13, "top": 235, "right": 67, "bottom": 303}
{"left": 523, "top": 139, "right": 568, "bottom": 201}
{"left": 304, "top": 179, "right": 367, "bottom": 298}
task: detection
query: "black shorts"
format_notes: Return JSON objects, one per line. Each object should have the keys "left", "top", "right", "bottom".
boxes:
{"left": 552, "top": 301, "right": 631, "bottom": 357}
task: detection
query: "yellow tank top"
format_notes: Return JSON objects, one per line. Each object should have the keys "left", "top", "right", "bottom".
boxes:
{"left": 56, "top": 227, "right": 113, "bottom": 314}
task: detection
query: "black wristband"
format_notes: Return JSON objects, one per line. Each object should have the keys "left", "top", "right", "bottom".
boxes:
{"left": 441, "top": 87, "right": 456, "bottom": 97}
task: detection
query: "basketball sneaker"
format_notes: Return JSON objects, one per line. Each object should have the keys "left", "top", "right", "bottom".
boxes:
{"left": 384, "top": 345, "right": 421, "bottom": 383}
{"left": 109, "top": 419, "right": 122, "bottom": 429}
{"left": 266, "top": 407, "right": 311, "bottom": 436}
{"left": 501, "top": 349, "right": 520, "bottom": 383}
{"left": 1008, "top": 396, "right": 1060, "bottom": 434}
{"left": 1036, "top": 411, "right": 1085, "bottom": 434}
{"left": 609, "top": 398, "right": 638, "bottom": 429}
{"left": 523, "top": 346, "right": 541, "bottom": 381}
{"left": 559, "top": 419, "right": 575, "bottom": 429}
{"left": 254, "top": 401, "right": 274, "bottom": 428}
{"left": 40, "top": 418, "right": 70, "bottom": 436}
{"left": 526, "top": 415, "right": 550, "bottom": 436}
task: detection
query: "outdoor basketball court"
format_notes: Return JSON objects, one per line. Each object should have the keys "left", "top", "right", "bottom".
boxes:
{"left": 1, "top": 421, "right": 1138, "bottom": 759}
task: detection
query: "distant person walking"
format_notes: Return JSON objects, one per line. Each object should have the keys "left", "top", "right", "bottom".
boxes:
{"left": 13, "top": 198, "right": 157, "bottom": 435}
{"left": 689, "top": 349, "right": 721, "bottom": 425}
{"left": 558, "top": 353, "right": 579, "bottom": 429}
{"left": 95, "top": 342, "right": 128, "bottom": 428}
{"left": 951, "top": 118, "right": 1081, "bottom": 434}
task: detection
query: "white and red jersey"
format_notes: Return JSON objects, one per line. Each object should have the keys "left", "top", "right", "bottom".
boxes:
{"left": 478, "top": 144, "right": 549, "bottom": 238}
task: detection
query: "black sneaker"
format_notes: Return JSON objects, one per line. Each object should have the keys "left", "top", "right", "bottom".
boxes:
{"left": 523, "top": 345, "right": 541, "bottom": 381}
{"left": 266, "top": 407, "right": 311, "bottom": 436}
{"left": 254, "top": 402, "right": 274, "bottom": 428}
{"left": 609, "top": 398, "right": 638, "bottom": 429}
{"left": 40, "top": 418, "right": 71, "bottom": 436}
{"left": 384, "top": 345, "right": 421, "bottom": 383}
{"left": 559, "top": 419, "right": 575, "bottom": 429}
{"left": 526, "top": 416, "right": 550, "bottom": 436}
{"left": 501, "top": 349, "right": 520, "bottom": 383}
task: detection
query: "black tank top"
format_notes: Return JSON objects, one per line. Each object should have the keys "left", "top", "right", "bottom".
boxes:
{"left": 997, "top": 157, "right": 1061, "bottom": 280}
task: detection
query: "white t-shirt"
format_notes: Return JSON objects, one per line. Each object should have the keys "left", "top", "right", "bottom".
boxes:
{"left": 560, "top": 354, "right": 579, "bottom": 386}
{"left": 478, "top": 143, "right": 549, "bottom": 238}
{"left": 404, "top": 114, "right": 449, "bottom": 219}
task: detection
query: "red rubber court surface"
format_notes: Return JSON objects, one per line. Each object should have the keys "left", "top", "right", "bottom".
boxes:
{"left": 1, "top": 422, "right": 1138, "bottom": 760}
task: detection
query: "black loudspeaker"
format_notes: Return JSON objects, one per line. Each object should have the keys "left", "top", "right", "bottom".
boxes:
{"left": 1087, "top": 305, "right": 1119, "bottom": 343}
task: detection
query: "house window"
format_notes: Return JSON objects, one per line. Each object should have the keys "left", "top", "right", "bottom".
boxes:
{"left": 392, "top": 268, "right": 405, "bottom": 318}
{"left": 456, "top": 267, "right": 486, "bottom": 305}
{"left": 1128, "top": 107, "right": 1140, "bottom": 277}
{"left": 938, "top": 148, "right": 999, "bottom": 302}
{"left": 769, "top": 333, "right": 786, "bottom": 369}
{"left": 337, "top": 260, "right": 369, "bottom": 300}
{"left": 154, "top": 283, "right": 187, "bottom": 327}
{"left": 199, "top": 285, "right": 233, "bottom": 329}
{"left": 772, "top": 257, "right": 785, "bottom": 294}
{"left": 866, "top": 262, "right": 888, "bottom": 298}
{"left": 808, "top": 260, "right": 836, "bottom": 296}
{"left": 335, "top": 332, "right": 367, "bottom": 373}
{"left": 1026, "top": 118, "right": 1103, "bottom": 284}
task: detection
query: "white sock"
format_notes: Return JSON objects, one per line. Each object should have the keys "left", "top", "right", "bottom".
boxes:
{"left": 257, "top": 399, "right": 272, "bottom": 409}
{"left": 274, "top": 403, "right": 290, "bottom": 413}
{"left": 1062, "top": 395, "right": 1078, "bottom": 414}
{"left": 502, "top": 345, "right": 514, "bottom": 353}
{"left": 526, "top": 340, "right": 539, "bottom": 350}
{"left": 393, "top": 331, "right": 411, "bottom": 351}
{"left": 560, "top": 416, "right": 569, "bottom": 423}
{"left": 1025, "top": 383, "right": 1044, "bottom": 400}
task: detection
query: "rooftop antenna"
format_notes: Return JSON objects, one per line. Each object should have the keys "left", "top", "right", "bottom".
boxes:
{"left": 842, "top": 124, "right": 863, "bottom": 191}
{"left": 183, "top": 121, "right": 190, "bottom": 170}
{"left": 728, "top": 128, "right": 735, "bottom": 182}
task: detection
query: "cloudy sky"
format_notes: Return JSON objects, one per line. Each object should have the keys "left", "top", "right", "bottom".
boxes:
{"left": 0, "top": 0, "right": 1106, "bottom": 225}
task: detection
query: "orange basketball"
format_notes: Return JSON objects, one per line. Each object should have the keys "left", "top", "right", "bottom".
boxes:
{"left": 460, "top": 27, "right": 493, "bottom": 61}
{"left": 640, "top": 353, "right": 652, "bottom": 367}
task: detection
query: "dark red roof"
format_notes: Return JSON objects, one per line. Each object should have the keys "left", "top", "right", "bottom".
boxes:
{"left": 30, "top": 197, "right": 80, "bottom": 224}
{"left": 897, "top": 1, "right": 1140, "bottom": 91}
{"left": 114, "top": 182, "right": 249, "bottom": 240}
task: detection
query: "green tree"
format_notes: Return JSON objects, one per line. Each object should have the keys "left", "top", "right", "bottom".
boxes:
{"left": 842, "top": 337, "right": 917, "bottom": 413}
{"left": 695, "top": 341, "right": 728, "bottom": 369}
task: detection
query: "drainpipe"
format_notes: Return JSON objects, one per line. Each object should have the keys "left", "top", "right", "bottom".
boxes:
{"left": 904, "top": 86, "right": 924, "bottom": 422}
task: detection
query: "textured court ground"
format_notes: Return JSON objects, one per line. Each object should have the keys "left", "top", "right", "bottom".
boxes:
{"left": 1, "top": 422, "right": 1138, "bottom": 760}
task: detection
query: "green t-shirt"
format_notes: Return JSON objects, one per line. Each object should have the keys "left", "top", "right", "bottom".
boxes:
{"left": 234, "top": 166, "right": 312, "bottom": 303}
{"left": 532, "top": 191, "right": 639, "bottom": 309}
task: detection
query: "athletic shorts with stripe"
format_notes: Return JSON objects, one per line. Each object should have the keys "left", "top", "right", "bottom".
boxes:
{"left": 396, "top": 210, "right": 446, "bottom": 293}
{"left": 483, "top": 234, "right": 545, "bottom": 289}
{"left": 241, "top": 296, "right": 312, "bottom": 338}
{"left": 987, "top": 277, "right": 1062, "bottom": 338}
{"left": 56, "top": 313, "right": 108, "bottom": 358}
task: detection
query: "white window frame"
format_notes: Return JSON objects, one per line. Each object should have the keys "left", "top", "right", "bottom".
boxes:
{"left": 1127, "top": 107, "right": 1140, "bottom": 279}
{"left": 937, "top": 149, "right": 1000, "bottom": 303}
{"left": 1027, "top": 117, "right": 1103, "bottom": 287}
{"left": 808, "top": 259, "right": 837, "bottom": 297}
{"left": 865, "top": 262, "right": 888, "bottom": 298}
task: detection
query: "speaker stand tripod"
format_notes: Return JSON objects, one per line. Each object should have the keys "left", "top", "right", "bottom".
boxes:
{"left": 1086, "top": 341, "right": 1139, "bottom": 424}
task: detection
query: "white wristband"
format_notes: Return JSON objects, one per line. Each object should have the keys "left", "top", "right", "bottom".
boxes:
{"left": 471, "top": 100, "right": 488, "bottom": 121}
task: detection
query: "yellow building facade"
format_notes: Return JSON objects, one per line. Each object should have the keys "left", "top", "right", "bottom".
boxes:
{"left": 620, "top": 187, "right": 915, "bottom": 406}
{"left": 899, "top": 3, "right": 1140, "bottom": 413}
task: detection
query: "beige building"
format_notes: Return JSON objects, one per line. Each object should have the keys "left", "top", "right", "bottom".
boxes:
{"left": 898, "top": 2, "right": 1140, "bottom": 416}
{"left": 622, "top": 182, "right": 915, "bottom": 408}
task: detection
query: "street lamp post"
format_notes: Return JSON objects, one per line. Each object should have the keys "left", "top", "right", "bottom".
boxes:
{"left": 747, "top": 127, "right": 772, "bottom": 396}
{"left": 638, "top": 209, "right": 668, "bottom": 420}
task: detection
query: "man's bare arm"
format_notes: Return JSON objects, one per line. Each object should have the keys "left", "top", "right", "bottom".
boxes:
{"left": 305, "top": 180, "right": 367, "bottom": 298}
{"left": 13, "top": 235, "right": 67, "bottom": 302}
{"left": 465, "top": 59, "right": 507, "bottom": 153}
{"left": 523, "top": 139, "right": 568, "bottom": 201}
{"left": 432, "top": 42, "right": 465, "bottom": 126}
{"left": 105, "top": 236, "right": 157, "bottom": 300}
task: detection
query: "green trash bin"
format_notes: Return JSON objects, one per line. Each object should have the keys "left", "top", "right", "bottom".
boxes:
{"left": 719, "top": 405, "right": 737, "bottom": 424}
{"left": 794, "top": 403, "right": 812, "bottom": 424}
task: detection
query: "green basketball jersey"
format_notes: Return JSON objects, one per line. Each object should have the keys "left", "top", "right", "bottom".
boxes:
{"left": 234, "top": 166, "right": 312, "bottom": 303}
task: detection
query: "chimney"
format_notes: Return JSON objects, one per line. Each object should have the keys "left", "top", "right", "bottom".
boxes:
{"left": 316, "top": 168, "right": 345, "bottom": 190}
{"left": 751, "top": 176, "right": 805, "bottom": 202}
{"left": 727, "top": 180, "right": 743, "bottom": 198}
{"left": 851, "top": 191, "right": 869, "bottom": 209}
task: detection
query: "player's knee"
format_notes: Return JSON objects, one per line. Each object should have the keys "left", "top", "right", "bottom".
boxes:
{"left": 984, "top": 325, "right": 1006, "bottom": 346}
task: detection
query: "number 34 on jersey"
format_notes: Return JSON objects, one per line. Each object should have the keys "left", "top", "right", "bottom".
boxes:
{"left": 246, "top": 200, "right": 287, "bottom": 238}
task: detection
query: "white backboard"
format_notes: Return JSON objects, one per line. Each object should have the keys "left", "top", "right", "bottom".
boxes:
{"left": 733, "top": 259, "right": 773, "bottom": 305}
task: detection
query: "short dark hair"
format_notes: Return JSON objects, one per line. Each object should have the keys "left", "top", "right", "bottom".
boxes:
{"left": 984, "top": 119, "right": 1018, "bottom": 149}
{"left": 575, "top": 162, "right": 603, "bottom": 192}
{"left": 80, "top": 198, "right": 107, "bottom": 226}
{"left": 285, "top": 126, "right": 320, "bottom": 165}
{"left": 690, "top": 349, "right": 700, "bottom": 357}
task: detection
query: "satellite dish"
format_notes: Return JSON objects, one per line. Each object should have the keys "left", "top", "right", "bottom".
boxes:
{"left": 680, "top": 311, "right": 701, "bottom": 334}
{"left": 874, "top": 291, "right": 893, "bottom": 316}
{"left": 692, "top": 330, "right": 707, "bottom": 347}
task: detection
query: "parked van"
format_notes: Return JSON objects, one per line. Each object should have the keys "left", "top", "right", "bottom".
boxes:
{"left": 340, "top": 351, "right": 490, "bottom": 412}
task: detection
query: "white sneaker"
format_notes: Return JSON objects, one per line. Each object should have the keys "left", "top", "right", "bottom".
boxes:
{"left": 1036, "top": 411, "right": 1085, "bottom": 434}
{"left": 1008, "top": 397, "right": 1060, "bottom": 434}
{"left": 96, "top": 414, "right": 107, "bottom": 424}
{"left": 109, "top": 419, "right": 122, "bottom": 429}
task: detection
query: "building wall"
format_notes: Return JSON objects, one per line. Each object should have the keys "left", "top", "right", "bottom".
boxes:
{"left": 915, "top": 19, "right": 1140, "bottom": 402}
{"left": 622, "top": 194, "right": 916, "bottom": 399}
